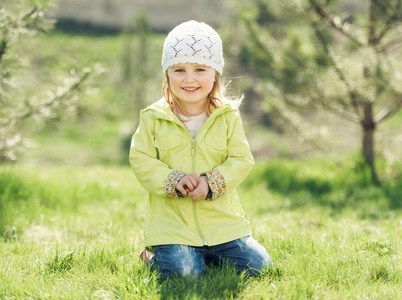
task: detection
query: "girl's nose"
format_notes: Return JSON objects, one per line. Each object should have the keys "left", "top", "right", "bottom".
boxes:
{"left": 185, "top": 71, "right": 196, "bottom": 82}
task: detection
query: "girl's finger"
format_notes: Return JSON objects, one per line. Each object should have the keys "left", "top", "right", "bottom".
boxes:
{"left": 184, "top": 181, "right": 195, "bottom": 191}
{"left": 188, "top": 175, "right": 198, "bottom": 188}
{"left": 176, "top": 183, "right": 188, "bottom": 195}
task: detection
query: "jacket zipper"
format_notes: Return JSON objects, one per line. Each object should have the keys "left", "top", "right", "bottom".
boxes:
{"left": 191, "top": 139, "right": 208, "bottom": 246}
{"left": 191, "top": 140, "right": 195, "bottom": 156}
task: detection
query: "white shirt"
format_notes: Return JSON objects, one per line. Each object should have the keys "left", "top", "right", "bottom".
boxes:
{"left": 178, "top": 112, "right": 208, "bottom": 139}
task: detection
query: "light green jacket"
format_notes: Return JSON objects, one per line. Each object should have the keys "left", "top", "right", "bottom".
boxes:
{"left": 129, "top": 99, "right": 254, "bottom": 247}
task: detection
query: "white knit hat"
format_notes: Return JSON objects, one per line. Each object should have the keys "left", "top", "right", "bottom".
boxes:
{"left": 162, "top": 20, "right": 224, "bottom": 74}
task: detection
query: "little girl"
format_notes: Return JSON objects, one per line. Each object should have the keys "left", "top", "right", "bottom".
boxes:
{"left": 130, "top": 20, "right": 273, "bottom": 277}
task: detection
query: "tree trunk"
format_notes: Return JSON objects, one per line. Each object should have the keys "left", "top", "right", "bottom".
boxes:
{"left": 361, "top": 1, "right": 379, "bottom": 184}
{"left": 361, "top": 104, "right": 379, "bottom": 184}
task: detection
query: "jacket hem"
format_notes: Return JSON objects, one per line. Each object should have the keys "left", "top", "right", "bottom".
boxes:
{"left": 144, "top": 230, "right": 252, "bottom": 248}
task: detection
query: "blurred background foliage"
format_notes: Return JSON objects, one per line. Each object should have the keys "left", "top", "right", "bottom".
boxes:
{"left": 225, "top": 0, "right": 402, "bottom": 183}
{"left": 0, "top": 0, "right": 104, "bottom": 163}
{"left": 0, "top": 0, "right": 401, "bottom": 183}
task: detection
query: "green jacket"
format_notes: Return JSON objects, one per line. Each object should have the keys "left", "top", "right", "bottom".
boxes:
{"left": 129, "top": 99, "right": 254, "bottom": 247}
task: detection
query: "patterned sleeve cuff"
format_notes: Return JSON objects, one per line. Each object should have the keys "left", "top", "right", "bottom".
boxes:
{"left": 200, "top": 170, "right": 226, "bottom": 200}
{"left": 164, "top": 171, "right": 187, "bottom": 198}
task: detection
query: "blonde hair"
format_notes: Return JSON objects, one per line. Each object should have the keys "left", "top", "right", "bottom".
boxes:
{"left": 163, "top": 71, "right": 241, "bottom": 117}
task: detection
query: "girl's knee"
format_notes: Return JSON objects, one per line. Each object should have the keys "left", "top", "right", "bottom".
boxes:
{"left": 240, "top": 236, "right": 274, "bottom": 274}
{"left": 241, "top": 252, "right": 273, "bottom": 277}
{"left": 152, "top": 244, "right": 205, "bottom": 277}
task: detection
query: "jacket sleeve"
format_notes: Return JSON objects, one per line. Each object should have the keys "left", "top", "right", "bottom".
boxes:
{"left": 129, "top": 110, "right": 185, "bottom": 197}
{"left": 213, "top": 110, "right": 255, "bottom": 194}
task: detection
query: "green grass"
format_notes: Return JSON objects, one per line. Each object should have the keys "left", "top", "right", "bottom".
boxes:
{"left": 0, "top": 160, "right": 401, "bottom": 299}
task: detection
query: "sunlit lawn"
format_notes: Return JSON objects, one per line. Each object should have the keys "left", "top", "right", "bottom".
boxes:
{"left": 1, "top": 160, "right": 401, "bottom": 299}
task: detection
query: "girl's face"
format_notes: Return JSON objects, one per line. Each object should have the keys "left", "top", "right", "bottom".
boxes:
{"left": 167, "top": 63, "right": 216, "bottom": 115}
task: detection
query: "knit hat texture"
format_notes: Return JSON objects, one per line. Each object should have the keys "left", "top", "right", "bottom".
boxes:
{"left": 162, "top": 20, "right": 224, "bottom": 74}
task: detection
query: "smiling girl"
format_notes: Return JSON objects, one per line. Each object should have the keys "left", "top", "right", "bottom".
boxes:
{"left": 129, "top": 20, "right": 273, "bottom": 277}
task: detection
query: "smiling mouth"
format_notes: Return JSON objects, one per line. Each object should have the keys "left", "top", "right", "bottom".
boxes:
{"left": 182, "top": 87, "right": 200, "bottom": 91}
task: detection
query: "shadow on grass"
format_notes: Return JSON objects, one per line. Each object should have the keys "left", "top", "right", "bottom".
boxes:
{"left": 159, "top": 272, "right": 244, "bottom": 299}
{"left": 157, "top": 265, "right": 249, "bottom": 300}
{"left": 117, "top": 263, "right": 281, "bottom": 299}
{"left": 248, "top": 159, "right": 401, "bottom": 214}
{"left": 155, "top": 264, "right": 282, "bottom": 299}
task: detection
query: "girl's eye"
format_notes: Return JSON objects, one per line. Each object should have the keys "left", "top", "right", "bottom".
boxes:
{"left": 196, "top": 68, "right": 205, "bottom": 72}
{"left": 174, "top": 69, "right": 185, "bottom": 72}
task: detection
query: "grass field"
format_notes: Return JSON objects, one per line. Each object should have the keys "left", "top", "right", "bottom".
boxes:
{"left": 1, "top": 159, "right": 401, "bottom": 299}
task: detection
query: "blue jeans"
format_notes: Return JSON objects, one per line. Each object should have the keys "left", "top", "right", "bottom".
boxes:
{"left": 149, "top": 236, "right": 273, "bottom": 277}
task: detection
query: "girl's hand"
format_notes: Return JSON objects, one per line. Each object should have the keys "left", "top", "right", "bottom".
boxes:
{"left": 188, "top": 176, "right": 209, "bottom": 202}
{"left": 176, "top": 173, "right": 198, "bottom": 196}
